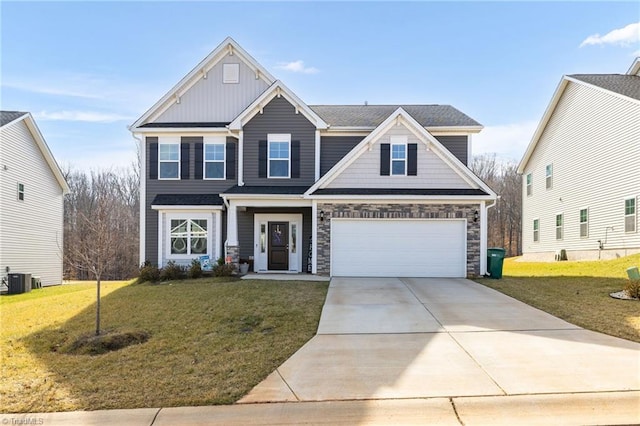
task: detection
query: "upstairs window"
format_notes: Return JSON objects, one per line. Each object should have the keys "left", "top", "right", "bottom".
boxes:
{"left": 625, "top": 198, "right": 636, "bottom": 233}
{"left": 391, "top": 144, "right": 407, "bottom": 176}
{"left": 556, "top": 213, "right": 563, "bottom": 240}
{"left": 204, "top": 141, "right": 225, "bottom": 179}
{"left": 159, "top": 143, "right": 180, "bottom": 179}
{"left": 268, "top": 134, "right": 290, "bottom": 178}
{"left": 545, "top": 164, "right": 553, "bottom": 189}
{"left": 526, "top": 173, "right": 532, "bottom": 196}
{"left": 533, "top": 219, "right": 539, "bottom": 242}
{"left": 223, "top": 63, "right": 240, "bottom": 84}
{"left": 580, "top": 208, "right": 589, "bottom": 238}
{"left": 17, "top": 183, "right": 24, "bottom": 201}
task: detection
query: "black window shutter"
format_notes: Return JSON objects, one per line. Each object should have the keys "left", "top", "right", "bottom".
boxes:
{"left": 258, "top": 140, "right": 267, "bottom": 178}
{"left": 291, "top": 140, "right": 300, "bottom": 178}
{"left": 408, "top": 143, "right": 418, "bottom": 176}
{"left": 380, "top": 143, "right": 390, "bottom": 176}
{"left": 226, "top": 140, "right": 236, "bottom": 179}
{"left": 149, "top": 141, "right": 158, "bottom": 180}
{"left": 194, "top": 142, "right": 203, "bottom": 180}
{"left": 181, "top": 142, "right": 190, "bottom": 180}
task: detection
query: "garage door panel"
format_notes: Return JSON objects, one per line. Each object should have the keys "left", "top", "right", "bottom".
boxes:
{"left": 331, "top": 219, "right": 466, "bottom": 277}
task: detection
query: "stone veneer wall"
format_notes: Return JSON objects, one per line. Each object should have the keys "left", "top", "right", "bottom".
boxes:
{"left": 316, "top": 203, "right": 481, "bottom": 277}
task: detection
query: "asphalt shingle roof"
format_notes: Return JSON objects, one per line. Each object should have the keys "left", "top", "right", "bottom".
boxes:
{"left": 569, "top": 74, "right": 640, "bottom": 101}
{"left": 309, "top": 105, "right": 481, "bottom": 128}
{"left": 140, "top": 122, "right": 230, "bottom": 128}
{"left": 151, "top": 194, "right": 224, "bottom": 206}
{"left": 223, "top": 186, "right": 310, "bottom": 195}
{"left": 311, "top": 188, "right": 488, "bottom": 196}
{"left": 0, "top": 111, "right": 27, "bottom": 127}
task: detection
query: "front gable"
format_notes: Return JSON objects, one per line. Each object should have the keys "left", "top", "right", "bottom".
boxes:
{"left": 307, "top": 108, "right": 495, "bottom": 197}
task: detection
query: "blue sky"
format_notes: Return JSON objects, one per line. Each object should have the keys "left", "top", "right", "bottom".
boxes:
{"left": 1, "top": 2, "right": 638, "bottom": 171}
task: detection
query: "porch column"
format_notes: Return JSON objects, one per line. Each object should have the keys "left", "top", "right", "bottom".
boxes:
{"left": 226, "top": 200, "right": 240, "bottom": 272}
{"left": 312, "top": 200, "right": 318, "bottom": 274}
{"left": 480, "top": 200, "right": 488, "bottom": 275}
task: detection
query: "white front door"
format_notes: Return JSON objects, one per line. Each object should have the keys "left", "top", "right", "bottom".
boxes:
{"left": 254, "top": 214, "right": 303, "bottom": 272}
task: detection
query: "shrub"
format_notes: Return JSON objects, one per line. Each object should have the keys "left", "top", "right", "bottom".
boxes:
{"left": 213, "top": 263, "right": 235, "bottom": 277}
{"left": 216, "top": 256, "right": 225, "bottom": 266}
{"left": 187, "top": 259, "right": 203, "bottom": 279}
{"left": 160, "top": 261, "right": 186, "bottom": 281}
{"left": 624, "top": 279, "right": 640, "bottom": 299}
{"left": 137, "top": 261, "right": 160, "bottom": 284}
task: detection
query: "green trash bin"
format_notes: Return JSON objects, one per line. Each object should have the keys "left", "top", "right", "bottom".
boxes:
{"left": 487, "top": 248, "right": 506, "bottom": 279}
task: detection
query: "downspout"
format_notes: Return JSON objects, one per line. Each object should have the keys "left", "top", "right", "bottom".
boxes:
{"left": 482, "top": 196, "right": 499, "bottom": 276}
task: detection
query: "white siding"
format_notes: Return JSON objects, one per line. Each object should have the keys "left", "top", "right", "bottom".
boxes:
{"left": 0, "top": 121, "right": 64, "bottom": 286}
{"left": 155, "top": 56, "right": 269, "bottom": 123}
{"left": 327, "top": 125, "right": 472, "bottom": 189}
{"left": 522, "top": 81, "right": 640, "bottom": 258}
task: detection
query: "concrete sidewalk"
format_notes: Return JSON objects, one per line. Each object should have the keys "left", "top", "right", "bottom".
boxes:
{"left": 3, "top": 391, "right": 639, "bottom": 425}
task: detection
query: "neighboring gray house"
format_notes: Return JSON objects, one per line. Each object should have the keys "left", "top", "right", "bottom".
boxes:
{"left": 0, "top": 111, "right": 69, "bottom": 287}
{"left": 130, "top": 38, "right": 496, "bottom": 278}
{"left": 518, "top": 58, "right": 640, "bottom": 261}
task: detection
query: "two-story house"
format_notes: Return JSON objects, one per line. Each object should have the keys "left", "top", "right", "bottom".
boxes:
{"left": 130, "top": 38, "right": 496, "bottom": 277}
{"left": 518, "top": 58, "right": 640, "bottom": 261}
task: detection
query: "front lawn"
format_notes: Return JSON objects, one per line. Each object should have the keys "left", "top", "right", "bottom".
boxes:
{"left": 476, "top": 253, "right": 640, "bottom": 343}
{"left": 0, "top": 278, "right": 328, "bottom": 413}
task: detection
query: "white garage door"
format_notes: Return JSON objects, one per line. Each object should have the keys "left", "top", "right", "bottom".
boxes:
{"left": 331, "top": 219, "right": 466, "bottom": 277}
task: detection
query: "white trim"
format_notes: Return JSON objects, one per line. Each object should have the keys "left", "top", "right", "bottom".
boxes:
{"left": 627, "top": 57, "right": 640, "bottom": 76}
{"left": 129, "top": 37, "right": 276, "bottom": 130}
{"left": 134, "top": 133, "right": 146, "bottom": 265}
{"left": 480, "top": 200, "right": 488, "bottom": 275}
{"left": 305, "top": 107, "right": 496, "bottom": 198}
{"left": 321, "top": 125, "right": 484, "bottom": 134}
{"left": 314, "top": 130, "right": 321, "bottom": 181}
{"left": 624, "top": 196, "right": 637, "bottom": 233}
{"left": 164, "top": 212, "right": 215, "bottom": 261}
{"left": 312, "top": 200, "right": 318, "bottom": 274}
{"left": 228, "top": 81, "right": 328, "bottom": 130}
{"left": 151, "top": 205, "right": 223, "bottom": 211}
{"left": 222, "top": 197, "right": 311, "bottom": 207}
{"left": 267, "top": 134, "right": 291, "bottom": 179}
{"left": 238, "top": 130, "right": 244, "bottom": 186}
{"left": 307, "top": 196, "right": 490, "bottom": 203}
{"left": 253, "top": 213, "right": 303, "bottom": 273}
{"left": 579, "top": 206, "right": 589, "bottom": 238}
{"left": 203, "top": 136, "right": 226, "bottom": 180}
{"left": 390, "top": 137, "right": 408, "bottom": 176}
{"left": 158, "top": 138, "right": 181, "bottom": 180}
{"left": 134, "top": 127, "right": 231, "bottom": 134}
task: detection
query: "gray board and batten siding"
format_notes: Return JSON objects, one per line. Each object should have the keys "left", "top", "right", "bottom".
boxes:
{"left": 243, "top": 97, "right": 317, "bottom": 186}
{"left": 145, "top": 136, "right": 238, "bottom": 264}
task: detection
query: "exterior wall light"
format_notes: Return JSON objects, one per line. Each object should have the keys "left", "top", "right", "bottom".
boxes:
{"left": 320, "top": 211, "right": 325, "bottom": 222}
{"left": 473, "top": 210, "right": 479, "bottom": 222}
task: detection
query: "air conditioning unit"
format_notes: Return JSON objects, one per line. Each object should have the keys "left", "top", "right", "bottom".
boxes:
{"left": 8, "top": 273, "right": 32, "bottom": 294}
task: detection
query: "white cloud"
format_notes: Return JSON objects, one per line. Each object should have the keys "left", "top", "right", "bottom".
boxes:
{"left": 34, "top": 110, "right": 133, "bottom": 123}
{"left": 580, "top": 22, "right": 640, "bottom": 48}
{"left": 276, "top": 60, "right": 319, "bottom": 74}
{"left": 472, "top": 121, "right": 538, "bottom": 162}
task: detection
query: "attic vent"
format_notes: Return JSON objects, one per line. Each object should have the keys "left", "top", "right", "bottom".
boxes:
{"left": 223, "top": 63, "right": 240, "bottom": 84}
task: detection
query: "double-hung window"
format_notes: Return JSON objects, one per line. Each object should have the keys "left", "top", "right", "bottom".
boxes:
{"left": 556, "top": 213, "right": 563, "bottom": 240}
{"left": 204, "top": 139, "right": 225, "bottom": 179}
{"left": 533, "top": 219, "right": 539, "bottom": 242}
{"left": 17, "top": 183, "right": 24, "bottom": 201}
{"left": 526, "top": 173, "right": 532, "bottom": 196}
{"left": 268, "top": 134, "right": 290, "bottom": 178}
{"left": 390, "top": 136, "right": 407, "bottom": 176}
{"left": 625, "top": 198, "right": 636, "bottom": 233}
{"left": 545, "top": 164, "right": 553, "bottom": 189}
{"left": 579, "top": 208, "right": 589, "bottom": 238}
{"left": 170, "top": 218, "right": 208, "bottom": 256}
{"left": 159, "top": 143, "right": 180, "bottom": 179}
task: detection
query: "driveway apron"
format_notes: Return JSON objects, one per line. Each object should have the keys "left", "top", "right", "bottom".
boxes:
{"left": 240, "top": 277, "right": 640, "bottom": 403}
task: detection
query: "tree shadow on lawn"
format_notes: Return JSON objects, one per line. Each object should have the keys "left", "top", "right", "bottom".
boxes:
{"left": 17, "top": 279, "right": 328, "bottom": 413}
{"left": 479, "top": 275, "right": 640, "bottom": 344}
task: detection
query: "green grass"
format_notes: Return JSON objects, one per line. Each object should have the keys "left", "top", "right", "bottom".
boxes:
{"left": 0, "top": 278, "right": 328, "bottom": 413}
{"left": 476, "top": 253, "right": 640, "bottom": 343}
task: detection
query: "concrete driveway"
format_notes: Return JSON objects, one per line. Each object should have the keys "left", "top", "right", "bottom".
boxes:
{"left": 241, "top": 277, "right": 640, "bottom": 402}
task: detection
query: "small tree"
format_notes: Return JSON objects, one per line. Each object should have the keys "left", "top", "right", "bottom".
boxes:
{"left": 64, "top": 171, "right": 126, "bottom": 335}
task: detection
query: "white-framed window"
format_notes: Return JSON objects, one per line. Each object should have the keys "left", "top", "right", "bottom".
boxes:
{"left": 17, "top": 183, "right": 24, "bottom": 201}
{"left": 625, "top": 197, "right": 636, "bottom": 233}
{"left": 268, "top": 134, "right": 291, "bottom": 178}
{"left": 545, "top": 164, "right": 553, "bottom": 189}
{"left": 526, "top": 173, "right": 532, "bottom": 196}
{"left": 533, "top": 218, "right": 539, "bottom": 242}
{"left": 391, "top": 143, "right": 407, "bottom": 176}
{"left": 159, "top": 142, "right": 180, "bottom": 179}
{"left": 556, "top": 213, "right": 563, "bottom": 240}
{"left": 204, "top": 137, "right": 225, "bottom": 180}
{"left": 579, "top": 208, "right": 589, "bottom": 238}
{"left": 169, "top": 218, "right": 208, "bottom": 256}
{"left": 223, "top": 63, "right": 240, "bottom": 84}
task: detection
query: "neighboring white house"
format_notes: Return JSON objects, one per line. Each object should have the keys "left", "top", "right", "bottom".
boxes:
{"left": 0, "top": 111, "right": 69, "bottom": 287}
{"left": 518, "top": 59, "right": 640, "bottom": 261}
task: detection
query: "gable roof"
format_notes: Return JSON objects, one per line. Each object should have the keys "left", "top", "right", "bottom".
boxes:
{"left": 228, "top": 81, "right": 327, "bottom": 130}
{"left": 305, "top": 107, "right": 495, "bottom": 198}
{"left": 568, "top": 74, "right": 640, "bottom": 101}
{"left": 310, "top": 105, "right": 482, "bottom": 130}
{"left": 129, "top": 37, "right": 276, "bottom": 130}
{"left": 518, "top": 61, "right": 640, "bottom": 174}
{"left": 0, "top": 111, "right": 70, "bottom": 194}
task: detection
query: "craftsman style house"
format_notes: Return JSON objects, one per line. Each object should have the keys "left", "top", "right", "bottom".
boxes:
{"left": 518, "top": 58, "right": 640, "bottom": 261}
{"left": 130, "top": 38, "right": 496, "bottom": 277}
